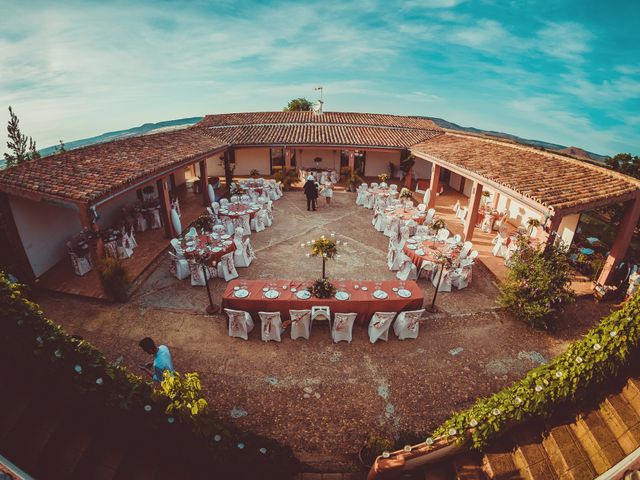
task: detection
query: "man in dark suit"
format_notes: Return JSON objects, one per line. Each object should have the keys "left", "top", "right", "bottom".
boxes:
{"left": 303, "top": 175, "right": 318, "bottom": 211}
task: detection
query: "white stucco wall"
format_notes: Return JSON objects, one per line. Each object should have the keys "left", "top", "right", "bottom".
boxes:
{"left": 96, "top": 189, "right": 141, "bottom": 230}
{"left": 364, "top": 151, "right": 401, "bottom": 178}
{"left": 205, "top": 156, "right": 226, "bottom": 177}
{"left": 9, "top": 195, "right": 82, "bottom": 277}
{"left": 497, "top": 195, "right": 543, "bottom": 227}
{"left": 173, "top": 168, "right": 186, "bottom": 187}
{"left": 449, "top": 172, "right": 462, "bottom": 191}
{"left": 558, "top": 213, "right": 581, "bottom": 247}
{"left": 413, "top": 157, "right": 433, "bottom": 180}
{"left": 234, "top": 148, "right": 271, "bottom": 175}
{"left": 296, "top": 148, "right": 339, "bottom": 170}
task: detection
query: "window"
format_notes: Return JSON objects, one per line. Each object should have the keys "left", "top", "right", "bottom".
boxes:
{"left": 340, "top": 150, "right": 366, "bottom": 175}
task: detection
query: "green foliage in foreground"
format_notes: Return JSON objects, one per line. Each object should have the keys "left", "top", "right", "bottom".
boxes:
{"left": 499, "top": 235, "right": 575, "bottom": 328}
{"left": 431, "top": 292, "right": 640, "bottom": 449}
{"left": 0, "top": 272, "right": 298, "bottom": 479}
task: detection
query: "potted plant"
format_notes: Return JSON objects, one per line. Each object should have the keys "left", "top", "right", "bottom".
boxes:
{"left": 307, "top": 278, "right": 337, "bottom": 299}
{"left": 274, "top": 168, "right": 298, "bottom": 191}
{"left": 313, "top": 156, "right": 323, "bottom": 166}
{"left": 96, "top": 256, "right": 130, "bottom": 302}
{"left": 399, "top": 188, "right": 414, "bottom": 210}
{"left": 347, "top": 172, "right": 363, "bottom": 193}
{"left": 482, "top": 190, "right": 491, "bottom": 206}
{"left": 249, "top": 169, "right": 260, "bottom": 178}
{"left": 193, "top": 213, "right": 213, "bottom": 233}
{"left": 526, "top": 217, "right": 541, "bottom": 236}
{"left": 378, "top": 173, "right": 390, "bottom": 183}
{"left": 359, "top": 433, "right": 394, "bottom": 468}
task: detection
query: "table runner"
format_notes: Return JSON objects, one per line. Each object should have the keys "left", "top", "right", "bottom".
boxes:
{"left": 221, "top": 279, "right": 424, "bottom": 325}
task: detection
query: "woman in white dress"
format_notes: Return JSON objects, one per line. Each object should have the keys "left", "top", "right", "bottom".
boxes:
{"left": 320, "top": 182, "right": 333, "bottom": 205}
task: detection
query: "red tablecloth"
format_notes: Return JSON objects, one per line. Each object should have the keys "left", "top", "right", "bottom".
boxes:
{"left": 403, "top": 240, "right": 460, "bottom": 268}
{"left": 181, "top": 234, "right": 236, "bottom": 267}
{"left": 221, "top": 279, "right": 424, "bottom": 325}
{"left": 219, "top": 203, "right": 260, "bottom": 219}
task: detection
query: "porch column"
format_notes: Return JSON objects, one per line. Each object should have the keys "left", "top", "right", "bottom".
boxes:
{"left": 199, "top": 160, "right": 209, "bottom": 206}
{"left": 427, "top": 163, "right": 441, "bottom": 209}
{"left": 492, "top": 191, "right": 501, "bottom": 210}
{"left": 78, "top": 205, "right": 104, "bottom": 261}
{"left": 404, "top": 166, "right": 413, "bottom": 189}
{"left": 284, "top": 149, "right": 292, "bottom": 169}
{"left": 597, "top": 195, "right": 640, "bottom": 285}
{"left": 348, "top": 150, "right": 355, "bottom": 173}
{"left": 463, "top": 181, "right": 483, "bottom": 241}
{"left": 157, "top": 177, "right": 175, "bottom": 239}
{"left": 541, "top": 212, "right": 564, "bottom": 250}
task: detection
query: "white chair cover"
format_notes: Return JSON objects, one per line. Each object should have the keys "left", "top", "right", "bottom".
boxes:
{"left": 453, "top": 200, "right": 461, "bottom": 215}
{"left": 384, "top": 216, "right": 400, "bottom": 239}
{"left": 220, "top": 198, "right": 229, "bottom": 207}
{"left": 432, "top": 264, "right": 452, "bottom": 292}
{"left": 135, "top": 212, "right": 148, "bottom": 232}
{"left": 425, "top": 208, "right": 436, "bottom": 225}
{"left": 393, "top": 309, "right": 425, "bottom": 340}
{"left": 451, "top": 265, "right": 473, "bottom": 290}
{"left": 331, "top": 313, "right": 357, "bottom": 343}
{"left": 225, "top": 308, "right": 254, "bottom": 340}
{"left": 436, "top": 228, "right": 450, "bottom": 241}
{"left": 185, "top": 226, "right": 197, "bottom": 238}
{"left": 423, "top": 188, "right": 431, "bottom": 206}
{"left": 418, "top": 259, "right": 436, "bottom": 279}
{"left": 387, "top": 243, "right": 404, "bottom": 271}
{"left": 396, "top": 254, "right": 418, "bottom": 280}
{"left": 460, "top": 241, "right": 473, "bottom": 258}
{"left": 290, "top": 309, "right": 312, "bottom": 340}
{"left": 217, "top": 252, "right": 239, "bottom": 281}
{"left": 169, "top": 252, "right": 190, "bottom": 280}
{"left": 259, "top": 312, "right": 283, "bottom": 342}
{"left": 416, "top": 225, "right": 430, "bottom": 237}
{"left": 128, "top": 226, "right": 138, "bottom": 249}
{"left": 251, "top": 213, "right": 265, "bottom": 232}
{"left": 364, "top": 192, "right": 375, "bottom": 209}
{"left": 150, "top": 208, "right": 162, "bottom": 230}
{"left": 188, "top": 259, "right": 206, "bottom": 287}
{"left": 417, "top": 203, "right": 427, "bottom": 212}
{"left": 368, "top": 312, "right": 396, "bottom": 343}
{"left": 481, "top": 214, "right": 493, "bottom": 233}
{"left": 171, "top": 207, "right": 182, "bottom": 235}
{"left": 492, "top": 236, "right": 506, "bottom": 257}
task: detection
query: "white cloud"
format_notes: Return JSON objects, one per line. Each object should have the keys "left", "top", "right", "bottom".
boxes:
{"left": 535, "top": 22, "right": 592, "bottom": 63}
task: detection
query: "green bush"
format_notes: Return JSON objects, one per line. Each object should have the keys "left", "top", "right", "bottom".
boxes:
{"left": 274, "top": 168, "right": 298, "bottom": 191}
{"left": 430, "top": 291, "right": 640, "bottom": 449}
{"left": 0, "top": 272, "right": 299, "bottom": 478}
{"left": 499, "top": 235, "right": 575, "bottom": 328}
{"left": 97, "top": 256, "right": 130, "bottom": 302}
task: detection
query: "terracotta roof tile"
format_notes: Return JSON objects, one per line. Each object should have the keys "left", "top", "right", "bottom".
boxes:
{"left": 198, "top": 111, "right": 442, "bottom": 130}
{"left": 411, "top": 133, "right": 639, "bottom": 210}
{"left": 0, "top": 129, "right": 227, "bottom": 203}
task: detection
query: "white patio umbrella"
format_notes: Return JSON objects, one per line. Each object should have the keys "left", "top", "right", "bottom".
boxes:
{"left": 171, "top": 208, "right": 182, "bottom": 236}
{"left": 208, "top": 184, "right": 216, "bottom": 203}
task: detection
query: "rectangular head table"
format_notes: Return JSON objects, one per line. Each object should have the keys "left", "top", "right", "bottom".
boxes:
{"left": 221, "top": 279, "right": 424, "bottom": 325}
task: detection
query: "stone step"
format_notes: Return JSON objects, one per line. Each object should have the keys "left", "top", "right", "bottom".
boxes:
{"left": 452, "top": 453, "right": 487, "bottom": 479}
{"left": 601, "top": 394, "right": 640, "bottom": 455}
{"left": 113, "top": 439, "right": 160, "bottom": 480}
{"left": 71, "top": 426, "right": 132, "bottom": 480}
{"left": 482, "top": 440, "right": 523, "bottom": 479}
{"left": 570, "top": 410, "right": 625, "bottom": 475}
{"left": 510, "top": 427, "right": 557, "bottom": 479}
{"left": 621, "top": 378, "right": 640, "bottom": 416}
{"left": 0, "top": 384, "right": 35, "bottom": 445}
{"left": 423, "top": 461, "right": 457, "bottom": 480}
{"left": 542, "top": 424, "right": 596, "bottom": 480}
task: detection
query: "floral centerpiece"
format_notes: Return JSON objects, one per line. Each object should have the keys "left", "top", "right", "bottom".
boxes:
{"left": 307, "top": 278, "right": 337, "bottom": 299}
{"left": 193, "top": 214, "right": 213, "bottom": 233}
{"left": 229, "top": 181, "right": 246, "bottom": 197}
{"left": 430, "top": 219, "right": 446, "bottom": 246}
{"left": 378, "top": 173, "right": 390, "bottom": 183}
{"left": 399, "top": 188, "right": 414, "bottom": 200}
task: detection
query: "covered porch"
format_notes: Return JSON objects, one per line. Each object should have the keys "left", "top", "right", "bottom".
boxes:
{"left": 38, "top": 185, "right": 208, "bottom": 299}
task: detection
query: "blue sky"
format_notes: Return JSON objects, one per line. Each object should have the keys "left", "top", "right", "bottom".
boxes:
{"left": 1, "top": 0, "right": 639, "bottom": 156}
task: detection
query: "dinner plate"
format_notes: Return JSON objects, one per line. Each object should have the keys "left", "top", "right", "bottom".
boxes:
{"left": 373, "top": 290, "right": 388, "bottom": 299}
{"left": 397, "top": 289, "right": 412, "bottom": 298}
{"left": 335, "top": 291, "right": 350, "bottom": 301}
{"left": 407, "top": 244, "right": 418, "bottom": 250}
{"left": 234, "top": 288, "right": 249, "bottom": 298}
{"left": 360, "top": 286, "right": 368, "bottom": 291}
{"left": 221, "top": 234, "right": 231, "bottom": 239}
{"left": 406, "top": 238, "right": 417, "bottom": 244}
{"left": 264, "top": 290, "right": 279, "bottom": 299}
{"left": 185, "top": 247, "right": 196, "bottom": 253}
{"left": 416, "top": 250, "right": 425, "bottom": 256}
{"left": 212, "top": 247, "right": 222, "bottom": 252}
{"left": 296, "top": 290, "right": 311, "bottom": 299}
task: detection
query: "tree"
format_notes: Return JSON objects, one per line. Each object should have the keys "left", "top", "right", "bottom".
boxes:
{"left": 54, "top": 140, "right": 66, "bottom": 154}
{"left": 4, "top": 106, "right": 39, "bottom": 167}
{"left": 499, "top": 235, "right": 575, "bottom": 329}
{"left": 283, "top": 98, "right": 313, "bottom": 111}
{"left": 606, "top": 153, "right": 639, "bottom": 179}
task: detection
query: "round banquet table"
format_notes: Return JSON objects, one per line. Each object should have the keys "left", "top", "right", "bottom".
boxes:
{"left": 403, "top": 239, "right": 461, "bottom": 269}
{"left": 368, "top": 187, "right": 397, "bottom": 199}
{"left": 386, "top": 206, "right": 427, "bottom": 225}
{"left": 181, "top": 234, "right": 236, "bottom": 267}
{"left": 219, "top": 202, "right": 261, "bottom": 220}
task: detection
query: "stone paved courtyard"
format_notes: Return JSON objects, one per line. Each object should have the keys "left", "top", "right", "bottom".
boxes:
{"left": 35, "top": 189, "right": 611, "bottom": 469}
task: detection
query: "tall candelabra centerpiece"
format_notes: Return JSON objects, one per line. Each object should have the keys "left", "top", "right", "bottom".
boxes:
{"left": 301, "top": 233, "right": 345, "bottom": 279}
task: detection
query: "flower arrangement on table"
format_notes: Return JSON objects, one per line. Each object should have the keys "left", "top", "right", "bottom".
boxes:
{"left": 229, "top": 181, "right": 246, "bottom": 196}
{"left": 430, "top": 219, "right": 446, "bottom": 246}
{"left": 307, "top": 278, "right": 337, "bottom": 299}
{"left": 378, "top": 173, "right": 390, "bottom": 183}
{"left": 399, "top": 188, "right": 414, "bottom": 201}
{"left": 193, "top": 213, "right": 214, "bottom": 233}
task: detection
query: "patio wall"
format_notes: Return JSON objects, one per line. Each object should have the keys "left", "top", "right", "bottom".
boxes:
{"left": 558, "top": 213, "right": 580, "bottom": 246}
{"left": 364, "top": 150, "right": 400, "bottom": 178}
{"left": 297, "top": 148, "right": 340, "bottom": 170}
{"left": 96, "top": 189, "right": 140, "bottom": 230}
{"left": 8, "top": 195, "right": 82, "bottom": 277}
{"left": 234, "top": 148, "right": 270, "bottom": 175}
{"left": 413, "top": 156, "right": 433, "bottom": 180}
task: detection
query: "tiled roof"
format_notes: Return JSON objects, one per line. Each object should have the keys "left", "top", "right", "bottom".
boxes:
{"left": 0, "top": 129, "right": 227, "bottom": 203}
{"left": 197, "top": 123, "right": 441, "bottom": 148}
{"left": 197, "top": 111, "right": 442, "bottom": 130}
{"left": 412, "top": 133, "right": 640, "bottom": 210}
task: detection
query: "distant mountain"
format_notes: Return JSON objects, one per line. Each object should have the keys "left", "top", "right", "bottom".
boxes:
{"left": 38, "top": 117, "right": 203, "bottom": 157}
{"left": 425, "top": 117, "right": 609, "bottom": 162}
